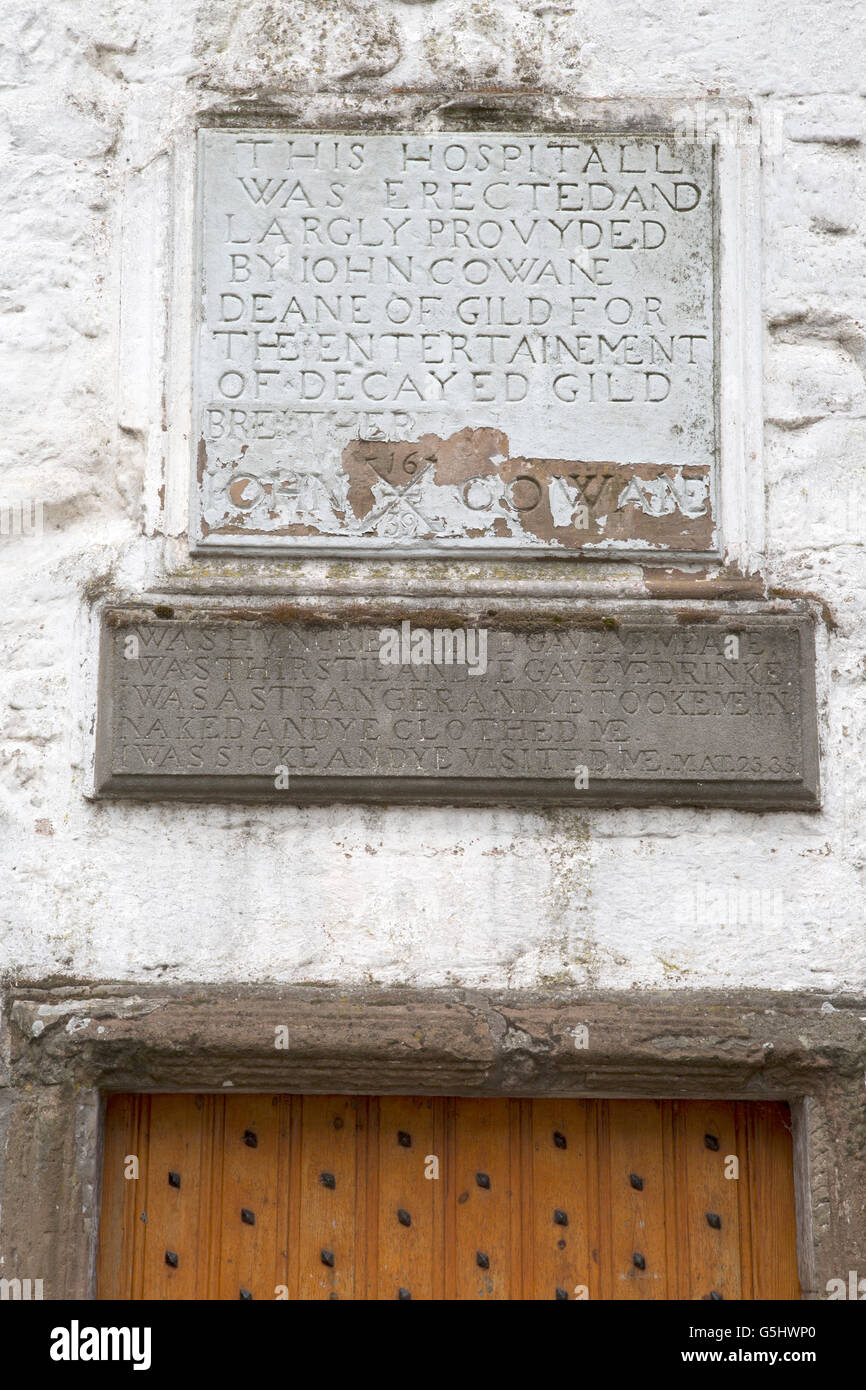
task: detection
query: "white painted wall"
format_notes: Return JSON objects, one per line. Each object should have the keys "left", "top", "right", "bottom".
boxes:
{"left": 1, "top": 0, "right": 864, "bottom": 993}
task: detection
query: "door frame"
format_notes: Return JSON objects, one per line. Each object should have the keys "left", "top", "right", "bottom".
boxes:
{"left": 3, "top": 982, "right": 864, "bottom": 1299}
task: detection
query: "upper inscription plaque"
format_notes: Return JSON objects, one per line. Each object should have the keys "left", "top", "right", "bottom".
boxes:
{"left": 194, "top": 130, "right": 718, "bottom": 555}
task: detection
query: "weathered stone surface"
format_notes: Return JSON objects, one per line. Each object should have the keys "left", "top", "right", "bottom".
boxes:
{"left": 95, "top": 606, "right": 818, "bottom": 808}
{"left": 0, "top": 1085, "right": 99, "bottom": 1302}
{"left": 194, "top": 129, "right": 717, "bottom": 556}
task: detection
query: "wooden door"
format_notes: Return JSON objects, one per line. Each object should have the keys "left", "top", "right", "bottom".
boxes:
{"left": 98, "top": 1095, "right": 801, "bottom": 1300}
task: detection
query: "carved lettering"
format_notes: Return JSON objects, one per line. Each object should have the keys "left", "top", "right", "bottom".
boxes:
{"left": 195, "top": 132, "right": 718, "bottom": 554}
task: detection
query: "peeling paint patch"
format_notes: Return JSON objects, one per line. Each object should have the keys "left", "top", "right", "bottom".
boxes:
{"left": 201, "top": 423, "right": 714, "bottom": 550}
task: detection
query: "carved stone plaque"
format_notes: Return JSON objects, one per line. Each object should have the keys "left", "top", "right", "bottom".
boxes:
{"left": 95, "top": 610, "right": 818, "bottom": 808}
{"left": 193, "top": 130, "right": 718, "bottom": 556}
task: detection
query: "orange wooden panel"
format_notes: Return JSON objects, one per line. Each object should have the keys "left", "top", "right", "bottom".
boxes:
{"left": 607, "top": 1100, "right": 671, "bottom": 1300}
{"left": 98, "top": 1092, "right": 802, "bottom": 1302}
{"left": 452, "top": 1099, "right": 519, "bottom": 1300}
{"left": 526, "top": 1099, "right": 592, "bottom": 1301}
{"left": 139, "top": 1095, "right": 209, "bottom": 1299}
{"left": 295, "top": 1095, "right": 360, "bottom": 1301}
{"left": 97, "top": 1094, "right": 141, "bottom": 1300}
{"left": 677, "top": 1099, "right": 743, "bottom": 1301}
{"left": 375, "top": 1096, "right": 437, "bottom": 1302}
{"left": 743, "top": 1102, "right": 801, "bottom": 1300}
{"left": 216, "top": 1095, "right": 284, "bottom": 1302}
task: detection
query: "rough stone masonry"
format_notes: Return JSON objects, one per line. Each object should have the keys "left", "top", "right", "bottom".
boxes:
{"left": 0, "top": 0, "right": 864, "bottom": 1300}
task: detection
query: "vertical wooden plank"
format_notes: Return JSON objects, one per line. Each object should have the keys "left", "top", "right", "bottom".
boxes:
{"left": 526, "top": 1098, "right": 591, "bottom": 1301}
{"left": 139, "top": 1094, "right": 207, "bottom": 1299}
{"left": 441, "top": 1096, "right": 457, "bottom": 1301}
{"left": 273, "top": 1096, "right": 292, "bottom": 1300}
{"left": 429, "top": 1097, "right": 447, "bottom": 1300}
{"left": 733, "top": 1101, "right": 756, "bottom": 1300}
{"left": 679, "top": 1100, "right": 742, "bottom": 1300}
{"left": 607, "top": 1100, "right": 669, "bottom": 1299}
{"left": 203, "top": 1095, "right": 225, "bottom": 1300}
{"left": 129, "top": 1094, "right": 151, "bottom": 1300}
{"left": 507, "top": 1100, "right": 524, "bottom": 1300}
{"left": 746, "top": 1102, "right": 801, "bottom": 1299}
{"left": 97, "top": 1094, "right": 138, "bottom": 1299}
{"left": 216, "top": 1095, "right": 282, "bottom": 1301}
{"left": 356, "top": 1095, "right": 374, "bottom": 1300}
{"left": 671, "top": 1100, "right": 692, "bottom": 1302}
{"left": 595, "top": 1100, "right": 614, "bottom": 1301}
{"left": 376, "top": 1096, "right": 436, "bottom": 1301}
{"left": 518, "top": 1100, "right": 535, "bottom": 1300}
{"left": 584, "top": 1100, "right": 603, "bottom": 1302}
{"left": 452, "top": 1099, "right": 514, "bottom": 1300}
{"left": 661, "top": 1100, "right": 683, "bottom": 1301}
{"left": 296, "top": 1095, "right": 359, "bottom": 1300}
{"left": 286, "top": 1094, "right": 303, "bottom": 1302}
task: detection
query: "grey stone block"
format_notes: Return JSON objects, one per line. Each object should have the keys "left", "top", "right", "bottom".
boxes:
{"left": 95, "top": 607, "right": 819, "bottom": 809}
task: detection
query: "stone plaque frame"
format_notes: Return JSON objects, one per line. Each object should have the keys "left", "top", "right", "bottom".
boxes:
{"left": 120, "top": 96, "right": 763, "bottom": 572}
{"left": 92, "top": 601, "right": 819, "bottom": 811}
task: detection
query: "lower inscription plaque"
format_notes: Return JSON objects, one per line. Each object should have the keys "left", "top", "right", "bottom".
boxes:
{"left": 95, "top": 608, "right": 818, "bottom": 808}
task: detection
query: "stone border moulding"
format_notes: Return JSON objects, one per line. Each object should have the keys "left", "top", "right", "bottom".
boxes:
{"left": 122, "top": 93, "right": 764, "bottom": 577}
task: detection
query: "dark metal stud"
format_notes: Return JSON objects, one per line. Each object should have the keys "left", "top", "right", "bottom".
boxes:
{"left": 476, "top": 1172, "right": 491, "bottom": 1189}
{"left": 168, "top": 1170, "right": 181, "bottom": 1189}
{"left": 398, "top": 1288, "right": 412, "bottom": 1301}
{"left": 165, "top": 1251, "right": 178, "bottom": 1268}
{"left": 397, "top": 1130, "right": 412, "bottom": 1147}
{"left": 704, "top": 1133, "right": 720, "bottom": 1151}
{"left": 633, "top": 1252, "right": 646, "bottom": 1270}
{"left": 239, "top": 1288, "right": 253, "bottom": 1300}
{"left": 556, "top": 1239, "right": 566, "bottom": 1251}
{"left": 706, "top": 1212, "right": 722, "bottom": 1229}
{"left": 320, "top": 1172, "right": 336, "bottom": 1189}
{"left": 554, "top": 1209, "right": 569, "bottom": 1226}
{"left": 241, "top": 1208, "right": 255, "bottom": 1226}
{"left": 243, "top": 1130, "right": 258, "bottom": 1148}
{"left": 333, "top": 1116, "right": 344, "bottom": 1130}
{"left": 555, "top": 1287, "right": 568, "bottom": 1300}
{"left": 629, "top": 1173, "right": 643, "bottom": 1191}
{"left": 477, "top": 1251, "right": 490, "bottom": 1270}
{"left": 709, "top": 1290, "right": 724, "bottom": 1301}
{"left": 321, "top": 1249, "right": 335, "bottom": 1268}
{"left": 397, "top": 1208, "right": 411, "bottom": 1227}
{"left": 553, "top": 1131, "right": 567, "bottom": 1149}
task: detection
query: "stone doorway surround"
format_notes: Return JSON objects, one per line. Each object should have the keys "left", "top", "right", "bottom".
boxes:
{"left": 1, "top": 983, "right": 863, "bottom": 1300}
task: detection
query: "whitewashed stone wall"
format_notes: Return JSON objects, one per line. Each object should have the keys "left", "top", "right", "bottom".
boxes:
{"left": 1, "top": 0, "right": 864, "bottom": 996}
